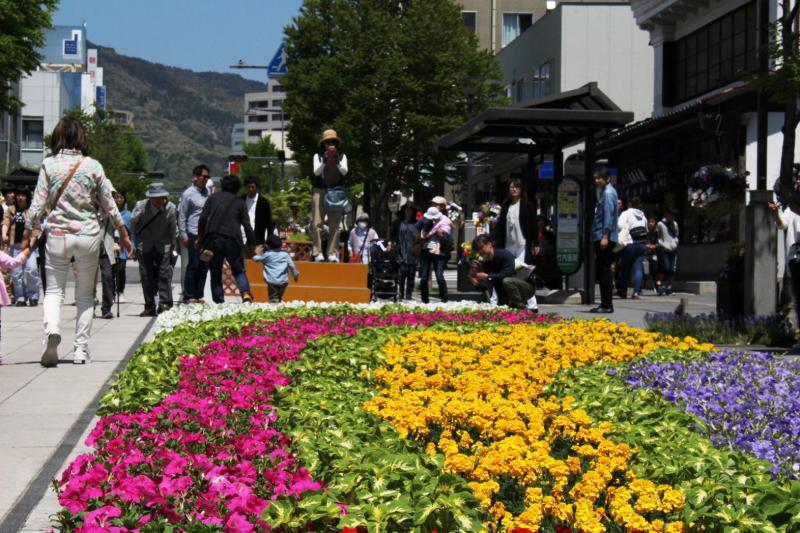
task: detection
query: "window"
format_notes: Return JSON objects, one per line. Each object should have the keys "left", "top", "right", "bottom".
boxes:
{"left": 515, "top": 77, "right": 525, "bottom": 102}
{"left": 532, "top": 61, "right": 553, "bottom": 99}
{"left": 22, "top": 118, "right": 43, "bottom": 150}
{"left": 502, "top": 13, "right": 533, "bottom": 47}
{"left": 248, "top": 100, "right": 269, "bottom": 109}
{"left": 664, "top": 1, "right": 756, "bottom": 105}
{"left": 462, "top": 11, "right": 477, "bottom": 35}
{"left": 248, "top": 115, "right": 269, "bottom": 123}
{"left": 247, "top": 129, "right": 264, "bottom": 137}
{"left": 272, "top": 100, "right": 283, "bottom": 108}
{"left": 272, "top": 113, "right": 283, "bottom": 121}
{"left": 272, "top": 85, "right": 285, "bottom": 93}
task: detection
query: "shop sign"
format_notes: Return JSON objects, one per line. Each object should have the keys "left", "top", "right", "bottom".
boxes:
{"left": 555, "top": 177, "right": 581, "bottom": 275}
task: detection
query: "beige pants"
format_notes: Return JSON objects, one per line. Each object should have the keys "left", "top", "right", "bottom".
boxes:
{"left": 311, "top": 187, "right": 343, "bottom": 258}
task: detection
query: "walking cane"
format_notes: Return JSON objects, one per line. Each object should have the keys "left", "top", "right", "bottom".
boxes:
{"left": 115, "top": 261, "right": 120, "bottom": 318}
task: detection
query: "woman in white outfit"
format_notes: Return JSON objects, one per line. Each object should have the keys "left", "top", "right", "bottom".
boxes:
{"left": 25, "top": 117, "right": 132, "bottom": 367}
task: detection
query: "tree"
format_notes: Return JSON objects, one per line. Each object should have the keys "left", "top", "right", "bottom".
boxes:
{"left": 283, "top": 0, "right": 503, "bottom": 232}
{"left": 0, "top": 0, "right": 58, "bottom": 113}
{"left": 52, "top": 107, "right": 150, "bottom": 202}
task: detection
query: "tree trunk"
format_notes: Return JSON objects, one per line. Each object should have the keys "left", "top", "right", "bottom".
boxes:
{"left": 779, "top": 0, "right": 799, "bottom": 200}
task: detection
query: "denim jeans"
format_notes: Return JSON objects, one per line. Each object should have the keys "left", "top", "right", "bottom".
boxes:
{"left": 44, "top": 232, "right": 100, "bottom": 352}
{"left": 658, "top": 251, "right": 678, "bottom": 283}
{"left": 11, "top": 243, "right": 40, "bottom": 303}
{"left": 619, "top": 241, "right": 646, "bottom": 295}
{"left": 418, "top": 251, "right": 447, "bottom": 303}
{"left": 183, "top": 233, "right": 209, "bottom": 301}
{"left": 208, "top": 235, "right": 250, "bottom": 303}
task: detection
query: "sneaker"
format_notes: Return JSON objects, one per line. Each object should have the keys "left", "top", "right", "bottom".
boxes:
{"left": 139, "top": 308, "right": 157, "bottom": 317}
{"left": 327, "top": 254, "right": 339, "bottom": 263}
{"left": 241, "top": 291, "right": 253, "bottom": 304}
{"left": 314, "top": 253, "right": 325, "bottom": 262}
{"left": 117, "top": 293, "right": 126, "bottom": 304}
{"left": 41, "top": 333, "right": 60, "bottom": 368}
{"left": 589, "top": 306, "right": 614, "bottom": 314}
{"left": 631, "top": 293, "right": 641, "bottom": 300}
{"left": 29, "top": 300, "right": 39, "bottom": 307}
{"left": 73, "top": 348, "right": 91, "bottom": 365}
{"left": 101, "top": 310, "right": 114, "bottom": 319}
{"left": 15, "top": 300, "right": 26, "bottom": 307}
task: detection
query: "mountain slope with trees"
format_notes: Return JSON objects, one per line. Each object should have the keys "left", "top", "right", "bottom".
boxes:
{"left": 95, "top": 43, "right": 265, "bottom": 187}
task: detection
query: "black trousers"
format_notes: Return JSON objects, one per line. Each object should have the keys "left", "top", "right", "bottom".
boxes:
{"left": 398, "top": 262, "right": 416, "bottom": 299}
{"left": 595, "top": 241, "right": 616, "bottom": 309}
{"left": 139, "top": 247, "right": 174, "bottom": 310}
{"left": 99, "top": 254, "right": 114, "bottom": 314}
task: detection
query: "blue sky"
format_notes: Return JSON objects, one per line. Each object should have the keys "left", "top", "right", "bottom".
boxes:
{"left": 53, "top": 0, "right": 304, "bottom": 82}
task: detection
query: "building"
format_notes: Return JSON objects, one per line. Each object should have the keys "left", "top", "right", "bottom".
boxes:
{"left": 231, "top": 122, "right": 245, "bottom": 155}
{"left": 456, "top": 0, "right": 629, "bottom": 52}
{"left": 0, "top": 82, "right": 22, "bottom": 171}
{"left": 467, "top": 2, "right": 653, "bottom": 205}
{"left": 18, "top": 25, "right": 102, "bottom": 167}
{"left": 243, "top": 78, "right": 288, "bottom": 146}
{"left": 597, "top": 0, "right": 800, "bottom": 281}
{"left": 111, "top": 109, "right": 135, "bottom": 127}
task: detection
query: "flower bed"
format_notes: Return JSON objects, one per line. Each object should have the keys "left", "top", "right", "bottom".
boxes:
{"left": 624, "top": 351, "right": 800, "bottom": 479}
{"left": 644, "top": 312, "right": 794, "bottom": 346}
{"left": 55, "top": 304, "right": 800, "bottom": 532}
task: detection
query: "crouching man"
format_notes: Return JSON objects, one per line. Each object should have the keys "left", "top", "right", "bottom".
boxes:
{"left": 469, "top": 234, "right": 536, "bottom": 310}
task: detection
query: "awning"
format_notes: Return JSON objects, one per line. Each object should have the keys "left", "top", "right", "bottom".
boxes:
{"left": 435, "top": 83, "right": 634, "bottom": 153}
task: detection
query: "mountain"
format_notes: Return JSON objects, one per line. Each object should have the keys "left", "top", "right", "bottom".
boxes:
{"left": 93, "top": 43, "right": 265, "bottom": 188}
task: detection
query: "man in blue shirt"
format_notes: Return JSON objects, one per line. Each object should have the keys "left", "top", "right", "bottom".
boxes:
{"left": 590, "top": 169, "right": 618, "bottom": 313}
{"left": 178, "top": 164, "right": 210, "bottom": 303}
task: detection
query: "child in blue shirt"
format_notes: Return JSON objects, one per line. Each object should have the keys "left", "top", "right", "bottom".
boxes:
{"left": 252, "top": 234, "right": 299, "bottom": 303}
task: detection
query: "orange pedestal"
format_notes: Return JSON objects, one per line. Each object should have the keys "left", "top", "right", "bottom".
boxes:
{"left": 246, "top": 260, "right": 370, "bottom": 303}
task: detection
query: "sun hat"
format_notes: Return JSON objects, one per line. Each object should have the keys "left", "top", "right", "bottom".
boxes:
{"left": 319, "top": 129, "right": 342, "bottom": 147}
{"left": 356, "top": 213, "right": 370, "bottom": 222}
{"left": 145, "top": 182, "right": 170, "bottom": 198}
{"left": 423, "top": 206, "right": 442, "bottom": 220}
{"left": 431, "top": 195, "right": 447, "bottom": 206}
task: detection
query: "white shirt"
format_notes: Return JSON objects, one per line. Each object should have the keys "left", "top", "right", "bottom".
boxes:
{"left": 778, "top": 207, "right": 800, "bottom": 273}
{"left": 506, "top": 201, "right": 525, "bottom": 248}
{"left": 242, "top": 194, "right": 258, "bottom": 242}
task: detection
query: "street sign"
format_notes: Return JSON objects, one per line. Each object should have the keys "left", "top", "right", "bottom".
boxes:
{"left": 539, "top": 160, "right": 554, "bottom": 180}
{"left": 96, "top": 86, "right": 106, "bottom": 109}
{"left": 555, "top": 177, "right": 582, "bottom": 275}
{"left": 267, "top": 43, "right": 287, "bottom": 79}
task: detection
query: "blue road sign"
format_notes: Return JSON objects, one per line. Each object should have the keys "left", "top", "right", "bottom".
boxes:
{"left": 267, "top": 43, "right": 287, "bottom": 79}
{"left": 96, "top": 86, "right": 106, "bottom": 109}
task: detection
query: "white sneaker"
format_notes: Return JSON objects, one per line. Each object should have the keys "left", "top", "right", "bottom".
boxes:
{"left": 327, "top": 254, "right": 339, "bottom": 263}
{"left": 73, "top": 348, "right": 91, "bottom": 365}
{"left": 117, "top": 293, "right": 126, "bottom": 304}
{"left": 314, "top": 253, "right": 325, "bottom": 262}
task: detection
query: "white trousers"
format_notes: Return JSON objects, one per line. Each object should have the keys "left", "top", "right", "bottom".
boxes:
{"left": 44, "top": 233, "right": 100, "bottom": 351}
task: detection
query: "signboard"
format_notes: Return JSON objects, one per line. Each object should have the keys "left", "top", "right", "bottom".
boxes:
{"left": 39, "top": 26, "right": 87, "bottom": 65}
{"left": 267, "top": 43, "right": 287, "bottom": 79}
{"left": 96, "top": 86, "right": 106, "bottom": 109}
{"left": 87, "top": 49, "right": 98, "bottom": 85}
{"left": 538, "top": 160, "right": 554, "bottom": 180}
{"left": 555, "top": 177, "right": 582, "bottom": 275}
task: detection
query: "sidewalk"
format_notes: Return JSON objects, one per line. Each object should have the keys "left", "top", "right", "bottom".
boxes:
{"left": 0, "top": 267, "right": 165, "bottom": 533}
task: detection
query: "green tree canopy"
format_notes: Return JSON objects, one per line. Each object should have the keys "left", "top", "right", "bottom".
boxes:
{"left": 52, "top": 107, "right": 150, "bottom": 203}
{"left": 283, "top": 0, "right": 503, "bottom": 230}
{"left": 0, "top": 0, "right": 58, "bottom": 113}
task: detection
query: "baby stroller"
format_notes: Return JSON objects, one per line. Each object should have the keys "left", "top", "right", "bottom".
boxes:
{"left": 368, "top": 239, "right": 400, "bottom": 302}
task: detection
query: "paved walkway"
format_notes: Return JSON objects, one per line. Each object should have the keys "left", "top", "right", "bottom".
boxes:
{"left": 0, "top": 263, "right": 720, "bottom": 532}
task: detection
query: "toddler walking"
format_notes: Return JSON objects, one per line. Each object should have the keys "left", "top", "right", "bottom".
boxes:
{"left": 253, "top": 234, "right": 299, "bottom": 303}
{"left": 0, "top": 239, "right": 36, "bottom": 363}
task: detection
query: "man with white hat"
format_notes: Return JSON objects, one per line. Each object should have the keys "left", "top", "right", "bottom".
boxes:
{"left": 312, "top": 129, "right": 348, "bottom": 262}
{"left": 131, "top": 182, "right": 177, "bottom": 316}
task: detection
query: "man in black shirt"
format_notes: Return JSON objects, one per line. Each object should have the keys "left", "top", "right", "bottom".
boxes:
{"left": 469, "top": 234, "right": 536, "bottom": 310}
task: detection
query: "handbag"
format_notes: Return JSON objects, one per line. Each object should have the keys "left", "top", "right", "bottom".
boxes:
{"left": 323, "top": 185, "right": 350, "bottom": 213}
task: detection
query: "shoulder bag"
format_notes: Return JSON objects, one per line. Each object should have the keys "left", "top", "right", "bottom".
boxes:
{"left": 41, "top": 157, "right": 85, "bottom": 233}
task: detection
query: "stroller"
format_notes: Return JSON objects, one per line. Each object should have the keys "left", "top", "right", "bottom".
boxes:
{"left": 368, "top": 239, "right": 400, "bottom": 302}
